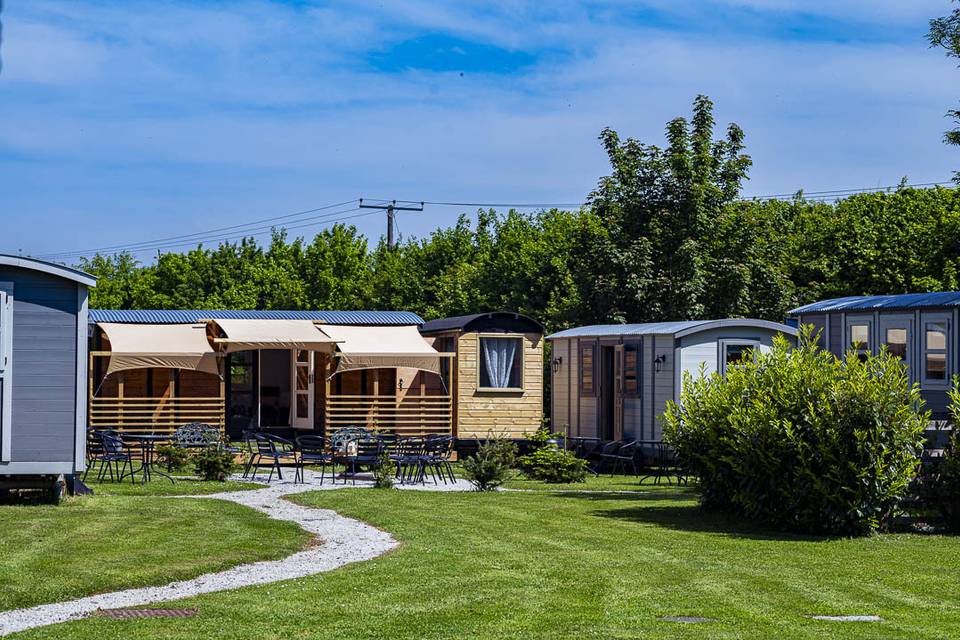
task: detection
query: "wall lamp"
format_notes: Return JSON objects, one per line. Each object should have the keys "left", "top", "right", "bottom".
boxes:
{"left": 551, "top": 356, "right": 563, "bottom": 374}
{"left": 654, "top": 354, "right": 667, "bottom": 373}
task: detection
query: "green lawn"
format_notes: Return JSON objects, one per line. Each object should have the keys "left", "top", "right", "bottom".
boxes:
{"left": 0, "top": 492, "right": 309, "bottom": 612}
{"left": 14, "top": 483, "right": 960, "bottom": 640}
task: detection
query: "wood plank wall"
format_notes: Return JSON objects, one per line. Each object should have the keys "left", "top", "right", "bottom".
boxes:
{"left": 456, "top": 331, "right": 543, "bottom": 438}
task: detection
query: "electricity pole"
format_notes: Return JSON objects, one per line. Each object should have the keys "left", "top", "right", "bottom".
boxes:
{"left": 358, "top": 199, "right": 424, "bottom": 249}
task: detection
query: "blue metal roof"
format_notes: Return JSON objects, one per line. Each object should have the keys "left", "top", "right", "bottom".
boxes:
{"left": 89, "top": 309, "right": 424, "bottom": 325}
{"left": 789, "top": 292, "right": 960, "bottom": 315}
{"left": 546, "top": 319, "right": 796, "bottom": 340}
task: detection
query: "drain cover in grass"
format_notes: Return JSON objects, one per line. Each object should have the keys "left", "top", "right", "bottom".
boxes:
{"left": 658, "top": 616, "right": 717, "bottom": 623}
{"left": 808, "top": 614, "right": 882, "bottom": 622}
{"left": 97, "top": 608, "right": 198, "bottom": 619}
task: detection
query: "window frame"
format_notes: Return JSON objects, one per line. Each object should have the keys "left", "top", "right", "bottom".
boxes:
{"left": 579, "top": 340, "right": 596, "bottom": 396}
{"left": 477, "top": 333, "right": 525, "bottom": 392}
{"left": 623, "top": 342, "right": 640, "bottom": 396}
{"left": 922, "top": 315, "right": 951, "bottom": 388}
{"left": 718, "top": 339, "right": 760, "bottom": 376}
{"left": 845, "top": 315, "right": 874, "bottom": 362}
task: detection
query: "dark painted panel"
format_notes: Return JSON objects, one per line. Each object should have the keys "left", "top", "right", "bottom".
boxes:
{"left": 828, "top": 314, "right": 843, "bottom": 355}
{"left": 0, "top": 266, "right": 80, "bottom": 463}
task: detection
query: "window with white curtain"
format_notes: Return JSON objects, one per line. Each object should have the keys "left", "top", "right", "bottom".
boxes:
{"left": 479, "top": 335, "right": 523, "bottom": 390}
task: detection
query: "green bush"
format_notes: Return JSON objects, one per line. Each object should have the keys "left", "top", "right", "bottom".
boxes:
{"left": 373, "top": 447, "right": 395, "bottom": 489}
{"left": 663, "top": 327, "right": 927, "bottom": 536}
{"left": 156, "top": 444, "right": 191, "bottom": 471}
{"left": 519, "top": 447, "right": 587, "bottom": 483}
{"left": 193, "top": 447, "right": 238, "bottom": 482}
{"left": 930, "top": 380, "right": 960, "bottom": 531}
{"left": 462, "top": 434, "right": 517, "bottom": 491}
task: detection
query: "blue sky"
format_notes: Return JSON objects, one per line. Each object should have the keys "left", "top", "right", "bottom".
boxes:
{"left": 0, "top": 0, "right": 957, "bottom": 261}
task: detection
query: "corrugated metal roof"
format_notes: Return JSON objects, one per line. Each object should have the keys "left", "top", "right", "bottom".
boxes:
{"left": 789, "top": 292, "right": 960, "bottom": 315}
{"left": 546, "top": 319, "right": 797, "bottom": 340}
{"left": 89, "top": 309, "right": 424, "bottom": 325}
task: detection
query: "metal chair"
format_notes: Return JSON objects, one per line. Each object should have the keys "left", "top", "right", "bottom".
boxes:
{"left": 89, "top": 433, "right": 139, "bottom": 483}
{"left": 174, "top": 422, "right": 221, "bottom": 449}
{"left": 295, "top": 435, "right": 335, "bottom": 484}
{"left": 248, "top": 434, "right": 298, "bottom": 482}
{"left": 421, "top": 435, "right": 456, "bottom": 484}
{"left": 391, "top": 437, "right": 426, "bottom": 484}
{"left": 338, "top": 437, "right": 384, "bottom": 484}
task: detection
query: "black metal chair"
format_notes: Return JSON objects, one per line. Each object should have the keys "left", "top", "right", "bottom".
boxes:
{"left": 594, "top": 440, "right": 625, "bottom": 474}
{"left": 89, "top": 433, "right": 139, "bottom": 483}
{"left": 391, "top": 437, "right": 426, "bottom": 484}
{"left": 338, "top": 437, "right": 384, "bottom": 484}
{"left": 421, "top": 435, "right": 456, "bottom": 484}
{"left": 295, "top": 435, "right": 335, "bottom": 484}
{"left": 605, "top": 440, "right": 641, "bottom": 476}
{"left": 248, "top": 434, "right": 298, "bottom": 482}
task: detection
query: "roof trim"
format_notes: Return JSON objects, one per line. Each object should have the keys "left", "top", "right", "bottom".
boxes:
{"left": 546, "top": 318, "right": 797, "bottom": 340}
{"left": 419, "top": 311, "right": 545, "bottom": 334}
{"left": 672, "top": 319, "right": 798, "bottom": 338}
{"left": 0, "top": 255, "right": 96, "bottom": 287}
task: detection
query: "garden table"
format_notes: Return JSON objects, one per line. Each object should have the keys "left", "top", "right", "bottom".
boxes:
{"left": 122, "top": 434, "right": 176, "bottom": 484}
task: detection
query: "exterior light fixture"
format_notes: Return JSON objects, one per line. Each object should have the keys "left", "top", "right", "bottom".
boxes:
{"left": 552, "top": 356, "right": 563, "bottom": 373}
{"left": 654, "top": 354, "right": 666, "bottom": 373}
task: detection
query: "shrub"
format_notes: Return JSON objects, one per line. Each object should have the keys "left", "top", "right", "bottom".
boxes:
{"left": 156, "top": 444, "right": 191, "bottom": 471}
{"left": 929, "top": 380, "right": 960, "bottom": 531}
{"left": 663, "top": 327, "right": 927, "bottom": 536}
{"left": 373, "top": 447, "right": 395, "bottom": 489}
{"left": 519, "top": 447, "right": 587, "bottom": 483}
{"left": 462, "top": 434, "right": 517, "bottom": 491}
{"left": 193, "top": 447, "right": 238, "bottom": 482}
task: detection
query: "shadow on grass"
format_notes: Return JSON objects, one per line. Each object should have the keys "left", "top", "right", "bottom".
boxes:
{"left": 552, "top": 491, "right": 832, "bottom": 542}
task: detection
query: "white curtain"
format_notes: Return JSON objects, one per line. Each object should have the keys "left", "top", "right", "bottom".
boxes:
{"left": 482, "top": 338, "right": 518, "bottom": 388}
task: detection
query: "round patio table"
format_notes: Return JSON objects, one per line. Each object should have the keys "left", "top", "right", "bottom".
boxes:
{"left": 122, "top": 434, "right": 175, "bottom": 484}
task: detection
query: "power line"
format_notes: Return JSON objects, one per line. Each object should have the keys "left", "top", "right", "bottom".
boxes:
{"left": 358, "top": 199, "right": 424, "bottom": 249}
{"left": 36, "top": 199, "right": 359, "bottom": 260}
{"left": 743, "top": 180, "right": 952, "bottom": 201}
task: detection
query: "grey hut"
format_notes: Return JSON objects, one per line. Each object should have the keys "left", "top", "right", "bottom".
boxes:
{"left": 0, "top": 255, "right": 95, "bottom": 493}
{"left": 547, "top": 319, "right": 797, "bottom": 442}
{"left": 789, "top": 292, "right": 960, "bottom": 418}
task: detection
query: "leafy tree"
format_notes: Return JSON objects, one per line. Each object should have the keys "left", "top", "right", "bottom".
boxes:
{"left": 589, "top": 95, "right": 752, "bottom": 322}
{"left": 929, "top": 2, "right": 960, "bottom": 178}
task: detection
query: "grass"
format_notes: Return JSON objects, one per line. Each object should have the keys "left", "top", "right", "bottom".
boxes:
{"left": 0, "top": 490, "right": 309, "bottom": 612}
{"left": 14, "top": 482, "right": 960, "bottom": 640}
{"left": 82, "top": 471, "right": 264, "bottom": 496}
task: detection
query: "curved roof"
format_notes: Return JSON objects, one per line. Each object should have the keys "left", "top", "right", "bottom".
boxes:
{"left": 419, "top": 311, "right": 545, "bottom": 334}
{"left": 790, "top": 292, "right": 960, "bottom": 315}
{"left": 546, "top": 319, "right": 797, "bottom": 340}
{"left": 89, "top": 309, "right": 424, "bottom": 326}
{"left": 0, "top": 254, "right": 96, "bottom": 287}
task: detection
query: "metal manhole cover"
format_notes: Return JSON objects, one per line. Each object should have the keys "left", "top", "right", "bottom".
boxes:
{"left": 658, "top": 616, "right": 717, "bottom": 623}
{"left": 808, "top": 614, "right": 882, "bottom": 622}
{"left": 97, "top": 608, "right": 198, "bottom": 619}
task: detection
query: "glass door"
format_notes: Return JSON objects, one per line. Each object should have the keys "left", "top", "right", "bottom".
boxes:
{"left": 292, "top": 350, "right": 314, "bottom": 429}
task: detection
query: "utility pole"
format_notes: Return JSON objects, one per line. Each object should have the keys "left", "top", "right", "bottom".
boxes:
{"left": 358, "top": 199, "right": 424, "bottom": 249}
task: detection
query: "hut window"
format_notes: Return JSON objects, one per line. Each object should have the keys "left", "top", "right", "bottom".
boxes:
{"left": 720, "top": 341, "right": 757, "bottom": 375}
{"left": 624, "top": 344, "right": 639, "bottom": 395}
{"left": 925, "top": 322, "right": 948, "bottom": 381}
{"left": 884, "top": 328, "right": 907, "bottom": 360}
{"left": 580, "top": 343, "right": 595, "bottom": 395}
{"left": 479, "top": 336, "right": 523, "bottom": 390}
{"left": 849, "top": 324, "right": 870, "bottom": 361}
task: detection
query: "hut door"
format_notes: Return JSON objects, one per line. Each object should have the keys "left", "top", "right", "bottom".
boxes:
{"left": 291, "top": 350, "right": 314, "bottom": 429}
{"left": 613, "top": 345, "right": 624, "bottom": 441}
{"left": 0, "top": 289, "right": 10, "bottom": 462}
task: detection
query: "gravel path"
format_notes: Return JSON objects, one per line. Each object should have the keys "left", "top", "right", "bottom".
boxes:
{"left": 0, "top": 470, "right": 473, "bottom": 636}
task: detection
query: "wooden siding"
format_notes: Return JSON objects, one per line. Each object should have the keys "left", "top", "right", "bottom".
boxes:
{"left": 0, "top": 267, "right": 79, "bottom": 464}
{"left": 455, "top": 331, "right": 543, "bottom": 438}
{"left": 550, "top": 338, "right": 571, "bottom": 434}
{"left": 649, "top": 335, "right": 675, "bottom": 442}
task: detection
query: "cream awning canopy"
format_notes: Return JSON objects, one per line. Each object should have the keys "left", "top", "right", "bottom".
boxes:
{"left": 209, "top": 319, "right": 337, "bottom": 353}
{"left": 98, "top": 322, "right": 220, "bottom": 377}
{"left": 317, "top": 324, "right": 441, "bottom": 376}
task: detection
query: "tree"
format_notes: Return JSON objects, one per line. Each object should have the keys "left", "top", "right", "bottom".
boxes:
{"left": 589, "top": 95, "right": 752, "bottom": 322}
{"left": 929, "top": 2, "right": 960, "bottom": 179}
